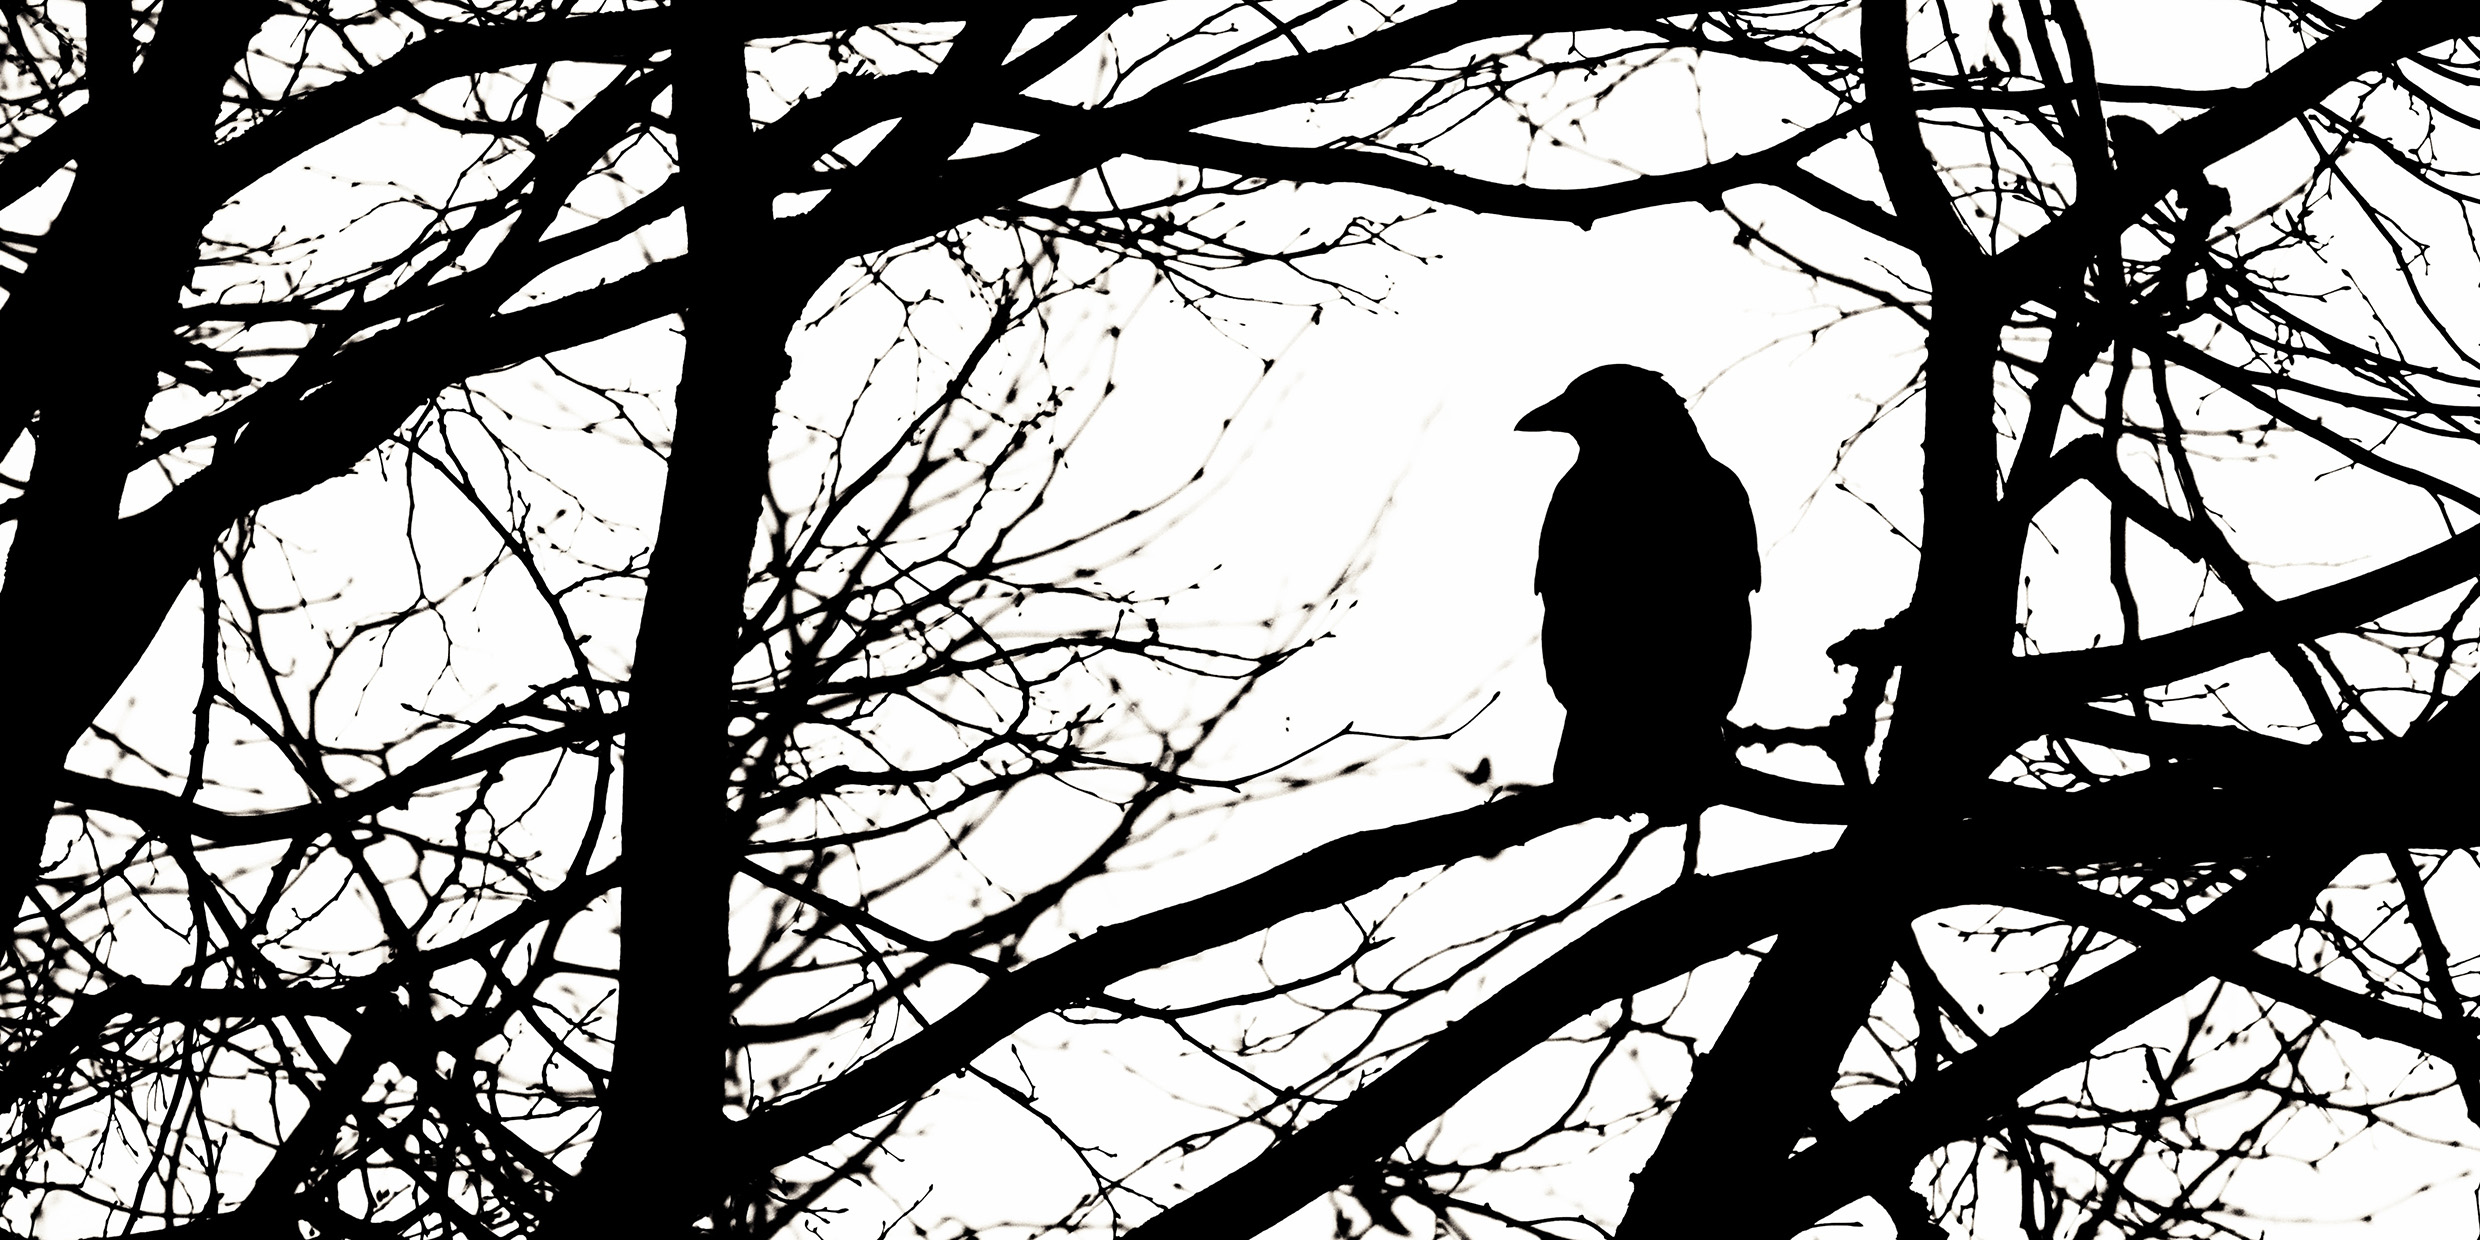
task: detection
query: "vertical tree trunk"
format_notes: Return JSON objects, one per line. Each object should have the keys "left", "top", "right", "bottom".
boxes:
{"left": 1615, "top": 27, "right": 2019, "bottom": 1199}
{"left": 1883, "top": 289, "right": 2013, "bottom": 786}
{"left": 1616, "top": 0, "right": 2022, "bottom": 1226}
{"left": 0, "top": 1, "right": 274, "bottom": 919}
{"left": 1618, "top": 288, "right": 2012, "bottom": 1240}
{"left": 558, "top": 7, "right": 791, "bottom": 1228}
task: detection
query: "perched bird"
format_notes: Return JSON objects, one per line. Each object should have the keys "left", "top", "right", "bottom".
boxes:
{"left": 1519, "top": 364, "right": 1758, "bottom": 808}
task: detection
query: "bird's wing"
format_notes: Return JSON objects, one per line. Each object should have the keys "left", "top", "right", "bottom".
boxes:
{"left": 1717, "top": 461, "right": 1760, "bottom": 593}
{"left": 1534, "top": 461, "right": 1755, "bottom": 596}
{"left": 1533, "top": 470, "right": 1599, "bottom": 597}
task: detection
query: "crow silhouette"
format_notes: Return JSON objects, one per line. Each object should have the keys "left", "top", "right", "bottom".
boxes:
{"left": 1519, "top": 365, "right": 1758, "bottom": 807}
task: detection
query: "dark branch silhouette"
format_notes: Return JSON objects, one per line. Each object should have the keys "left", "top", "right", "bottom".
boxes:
{"left": 3, "top": 5, "right": 2480, "bottom": 1240}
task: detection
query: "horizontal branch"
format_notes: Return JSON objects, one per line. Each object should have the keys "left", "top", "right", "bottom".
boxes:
{"left": 2047, "top": 703, "right": 2310, "bottom": 763}
{"left": 204, "top": 3, "right": 1111, "bottom": 201}
{"left": 0, "top": 981, "right": 370, "bottom": 1117}
{"left": 56, "top": 720, "right": 612, "bottom": 844}
{"left": 1073, "top": 106, "right": 1866, "bottom": 227}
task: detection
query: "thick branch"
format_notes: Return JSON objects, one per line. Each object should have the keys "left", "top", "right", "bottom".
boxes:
{"left": 725, "top": 792, "right": 1590, "bottom": 1181}
{"left": 1749, "top": 851, "right": 2351, "bottom": 1238}
{"left": 2003, "top": 0, "right": 2478, "bottom": 281}
{"left": 1122, "top": 854, "right": 1853, "bottom": 1240}
{"left": 2020, "top": 518, "right": 2480, "bottom": 701}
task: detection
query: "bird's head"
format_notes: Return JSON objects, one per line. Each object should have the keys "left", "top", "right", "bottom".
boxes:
{"left": 1515, "top": 364, "right": 1692, "bottom": 441}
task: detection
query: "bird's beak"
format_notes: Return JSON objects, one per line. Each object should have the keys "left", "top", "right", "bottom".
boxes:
{"left": 1515, "top": 395, "right": 1569, "bottom": 433}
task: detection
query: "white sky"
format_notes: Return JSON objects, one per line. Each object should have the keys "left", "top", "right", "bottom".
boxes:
{"left": 31, "top": 3, "right": 2480, "bottom": 1237}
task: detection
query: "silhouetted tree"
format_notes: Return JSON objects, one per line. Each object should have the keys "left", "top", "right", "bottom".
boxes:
{"left": 4, "top": 4, "right": 2480, "bottom": 1240}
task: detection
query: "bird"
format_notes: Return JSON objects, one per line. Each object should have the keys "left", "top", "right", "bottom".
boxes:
{"left": 1518, "top": 364, "right": 1758, "bottom": 811}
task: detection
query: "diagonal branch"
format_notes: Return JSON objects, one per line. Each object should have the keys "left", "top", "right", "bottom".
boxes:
{"left": 725, "top": 791, "right": 1592, "bottom": 1180}
{"left": 1119, "top": 854, "right": 1853, "bottom": 1240}
{"left": 1748, "top": 851, "right": 2352, "bottom": 1239}
{"left": 2002, "top": 0, "right": 2479, "bottom": 282}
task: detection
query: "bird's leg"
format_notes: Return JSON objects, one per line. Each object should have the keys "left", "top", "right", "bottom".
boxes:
{"left": 1680, "top": 810, "right": 1703, "bottom": 879}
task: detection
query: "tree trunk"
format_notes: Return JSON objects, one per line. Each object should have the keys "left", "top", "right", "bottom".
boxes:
{"left": 0, "top": 1, "right": 275, "bottom": 919}
{"left": 554, "top": 9, "right": 790, "bottom": 1229}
